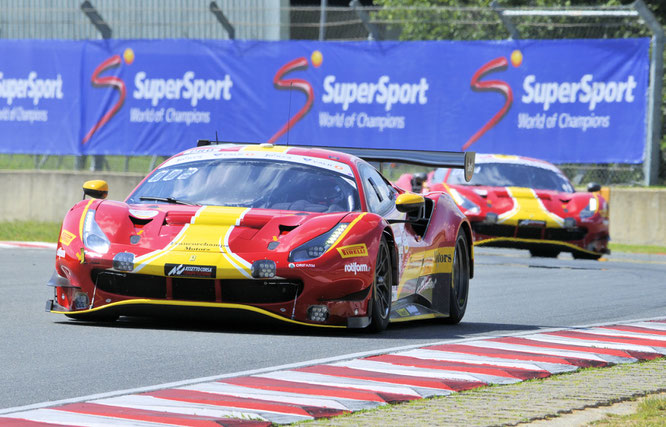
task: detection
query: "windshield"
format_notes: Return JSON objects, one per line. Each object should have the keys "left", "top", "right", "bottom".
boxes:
{"left": 127, "top": 158, "right": 361, "bottom": 213}
{"left": 442, "top": 162, "right": 574, "bottom": 193}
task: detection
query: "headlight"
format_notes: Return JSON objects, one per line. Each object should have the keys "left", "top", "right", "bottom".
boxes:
{"left": 449, "top": 188, "right": 480, "bottom": 215}
{"left": 83, "top": 210, "right": 110, "bottom": 254}
{"left": 289, "top": 223, "right": 348, "bottom": 262}
{"left": 580, "top": 197, "right": 598, "bottom": 219}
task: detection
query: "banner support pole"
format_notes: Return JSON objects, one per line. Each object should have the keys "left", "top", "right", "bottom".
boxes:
{"left": 633, "top": 0, "right": 663, "bottom": 186}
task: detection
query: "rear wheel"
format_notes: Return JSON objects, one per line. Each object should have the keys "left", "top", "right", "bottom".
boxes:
{"left": 573, "top": 251, "right": 603, "bottom": 260}
{"left": 529, "top": 248, "right": 560, "bottom": 258}
{"left": 444, "top": 230, "right": 470, "bottom": 325}
{"left": 368, "top": 237, "right": 393, "bottom": 332}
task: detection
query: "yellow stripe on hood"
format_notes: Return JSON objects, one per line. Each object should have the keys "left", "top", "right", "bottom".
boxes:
{"left": 133, "top": 206, "right": 252, "bottom": 278}
{"left": 497, "top": 187, "right": 564, "bottom": 227}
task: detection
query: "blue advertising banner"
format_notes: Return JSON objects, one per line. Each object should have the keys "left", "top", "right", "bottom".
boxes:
{"left": 0, "top": 40, "right": 82, "bottom": 155}
{"left": 0, "top": 38, "right": 650, "bottom": 163}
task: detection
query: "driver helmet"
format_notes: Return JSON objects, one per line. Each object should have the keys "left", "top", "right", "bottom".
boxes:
{"left": 411, "top": 172, "right": 428, "bottom": 193}
{"left": 306, "top": 176, "right": 344, "bottom": 205}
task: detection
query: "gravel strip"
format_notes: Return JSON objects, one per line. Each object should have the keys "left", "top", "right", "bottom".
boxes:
{"left": 301, "top": 357, "right": 666, "bottom": 426}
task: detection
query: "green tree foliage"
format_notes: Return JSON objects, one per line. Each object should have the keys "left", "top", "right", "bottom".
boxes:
{"left": 374, "top": 0, "right": 665, "bottom": 181}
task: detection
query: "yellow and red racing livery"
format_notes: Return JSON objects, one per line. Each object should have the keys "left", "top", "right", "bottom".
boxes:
{"left": 47, "top": 142, "right": 475, "bottom": 332}
{"left": 410, "top": 154, "right": 609, "bottom": 260}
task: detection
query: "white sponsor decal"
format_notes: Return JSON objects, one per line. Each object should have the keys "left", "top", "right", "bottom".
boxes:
{"left": 129, "top": 107, "right": 211, "bottom": 125}
{"left": 162, "top": 150, "right": 355, "bottom": 178}
{"left": 0, "top": 72, "right": 64, "bottom": 105}
{"left": 168, "top": 264, "right": 186, "bottom": 276}
{"left": 133, "top": 71, "right": 233, "bottom": 107}
{"left": 56, "top": 247, "right": 66, "bottom": 258}
{"left": 294, "top": 263, "right": 316, "bottom": 268}
{"left": 344, "top": 262, "right": 371, "bottom": 275}
{"left": 319, "top": 111, "right": 405, "bottom": 132}
{"left": 0, "top": 106, "right": 48, "bottom": 123}
{"left": 322, "top": 75, "right": 429, "bottom": 112}
{"left": 521, "top": 74, "right": 637, "bottom": 112}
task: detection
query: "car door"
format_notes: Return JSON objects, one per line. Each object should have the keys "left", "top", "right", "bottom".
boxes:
{"left": 357, "top": 163, "right": 427, "bottom": 303}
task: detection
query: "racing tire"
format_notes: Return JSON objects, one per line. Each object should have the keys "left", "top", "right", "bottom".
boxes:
{"left": 444, "top": 230, "right": 470, "bottom": 325}
{"left": 573, "top": 251, "right": 603, "bottom": 261}
{"left": 529, "top": 248, "right": 560, "bottom": 258}
{"left": 368, "top": 237, "right": 393, "bottom": 333}
{"left": 65, "top": 312, "right": 119, "bottom": 322}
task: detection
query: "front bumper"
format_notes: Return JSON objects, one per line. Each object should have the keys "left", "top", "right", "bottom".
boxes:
{"left": 470, "top": 222, "right": 610, "bottom": 256}
{"left": 46, "top": 266, "right": 373, "bottom": 328}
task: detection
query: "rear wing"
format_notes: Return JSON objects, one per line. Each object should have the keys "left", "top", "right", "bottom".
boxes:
{"left": 330, "top": 147, "right": 475, "bottom": 182}
{"left": 196, "top": 139, "right": 475, "bottom": 182}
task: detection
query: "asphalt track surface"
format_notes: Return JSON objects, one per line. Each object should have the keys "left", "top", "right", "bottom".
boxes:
{"left": 1, "top": 246, "right": 664, "bottom": 411}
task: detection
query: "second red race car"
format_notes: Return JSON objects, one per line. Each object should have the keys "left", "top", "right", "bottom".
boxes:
{"left": 397, "top": 154, "right": 609, "bottom": 260}
{"left": 46, "top": 142, "right": 476, "bottom": 331}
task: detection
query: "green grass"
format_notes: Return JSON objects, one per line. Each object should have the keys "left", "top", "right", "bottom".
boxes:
{"left": 0, "top": 221, "right": 61, "bottom": 242}
{"left": 0, "top": 154, "right": 166, "bottom": 173}
{"left": 609, "top": 243, "right": 666, "bottom": 254}
{"left": 591, "top": 394, "right": 666, "bottom": 426}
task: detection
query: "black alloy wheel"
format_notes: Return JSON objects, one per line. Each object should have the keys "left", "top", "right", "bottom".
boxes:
{"left": 444, "top": 230, "right": 470, "bottom": 325}
{"left": 369, "top": 237, "right": 393, "bottom": 332}
{"left": 573, "top": 251, "right": 603, "bottom": 260}
{"left": 529, "top": 248, "right": 560, "bottom": 258}
{"left": 66, "top": 312, "right": 119, "bottom": 322}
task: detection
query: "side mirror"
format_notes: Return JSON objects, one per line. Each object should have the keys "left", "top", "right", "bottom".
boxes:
{"left": 83, "top": 180, "right": 108, "bottom": 199}
{"left": 396, "top": 193, "right": 425, "bottom": 216}
{"left": 587, "top": 182, "right": 601, "bottom": 192}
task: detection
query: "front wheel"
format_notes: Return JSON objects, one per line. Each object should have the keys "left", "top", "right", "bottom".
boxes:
{"left": 65, "top": 312, "right": 119, "bottom": 322}
{"left": 529, "top": 248, "right": 560, "bottom": 258}
{"left": 444, "top": 230, "right": 470, "bottom": 325}
{"left": 368, "top": 237, "right": 393, "bottom": 332}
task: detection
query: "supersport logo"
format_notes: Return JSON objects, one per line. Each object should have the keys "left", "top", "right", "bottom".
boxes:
{"left": 82, "top": 49, "right": 134, "bottom": 144}
{"left": 266, "top": 50, "right": 322, "bottom": 144}
{"left": 462, "top": 50, "right": 521, "bottom": 150}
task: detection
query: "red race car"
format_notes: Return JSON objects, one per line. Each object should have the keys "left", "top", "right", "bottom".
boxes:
{"left": 46, "top": 142, "right": 476, "bottom": 331}
{"left": 411, "top": 154, "right": 609, "bottom": 260}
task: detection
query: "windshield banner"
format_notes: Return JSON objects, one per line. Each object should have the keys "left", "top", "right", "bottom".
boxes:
{"left": 0, "top": 38, "right": 649, "bottom": 163}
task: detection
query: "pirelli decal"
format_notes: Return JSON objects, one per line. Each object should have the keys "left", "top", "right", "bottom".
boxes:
{"left": 337, "top": 243, "right": 368, "bottom": 258}
{"left": 60, "top": 230, "right": 76, "bottom": 246}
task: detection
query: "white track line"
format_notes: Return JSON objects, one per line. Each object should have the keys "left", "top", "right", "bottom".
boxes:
{"left": 0, "top": 241, "right": 56, "bottom": 249}
{"left": 1, "top": 315, "right": 664, "bottom": 415}
{"left": 179, "top": 382, "right": 351, "bottom": 410}
{"left": 1, "top": 408, "right": 182, "bottom": 427}
{"left": 463, "top": 340, "right": 610, "bottom": 362}
{"left": 331, "top": 359, "right": 519, "bottom": 385}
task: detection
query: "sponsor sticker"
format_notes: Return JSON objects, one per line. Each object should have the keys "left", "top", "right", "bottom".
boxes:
{"left": 344, "top": 262, "right": 371, "bottom": 275}
{"left": 519, "top": 219, "right": 546, "bottom": 227}
{"left": 164, "top": 263, "right": 216, "bottom": 278}
{"left": 60, "top": 230, "right": 76, "bottom": 246}
{"left": 288, "top": 262, "right": 316, "bottom": 269}
{"left": 56, "top": 247, "right": 66, "bottom": 258}
{"left": 337, "top": 243, "right": 368, "bottom": 258}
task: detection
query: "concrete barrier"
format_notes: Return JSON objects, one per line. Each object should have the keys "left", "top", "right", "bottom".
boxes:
{"left": 609, "top": 188, "right": 666, "bottom": 247}
{"left": 0, "top": 171, "right": 664, "bottom": 246}
{"left": 0, "top": 170, "right": 143, "bottom": 222}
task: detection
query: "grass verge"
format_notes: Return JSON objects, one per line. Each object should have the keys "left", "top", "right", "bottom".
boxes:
{"left": 609, "top": 243, "right": 666, "bottom": 255}
{"left": 592, "top": 394, "right": 666, "bottom": 426}
{"left": 0, "top": 154, "right": 166, "bottom": 173}
{"left": 0, "top": 221, "right": 60, "bottom": 242}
